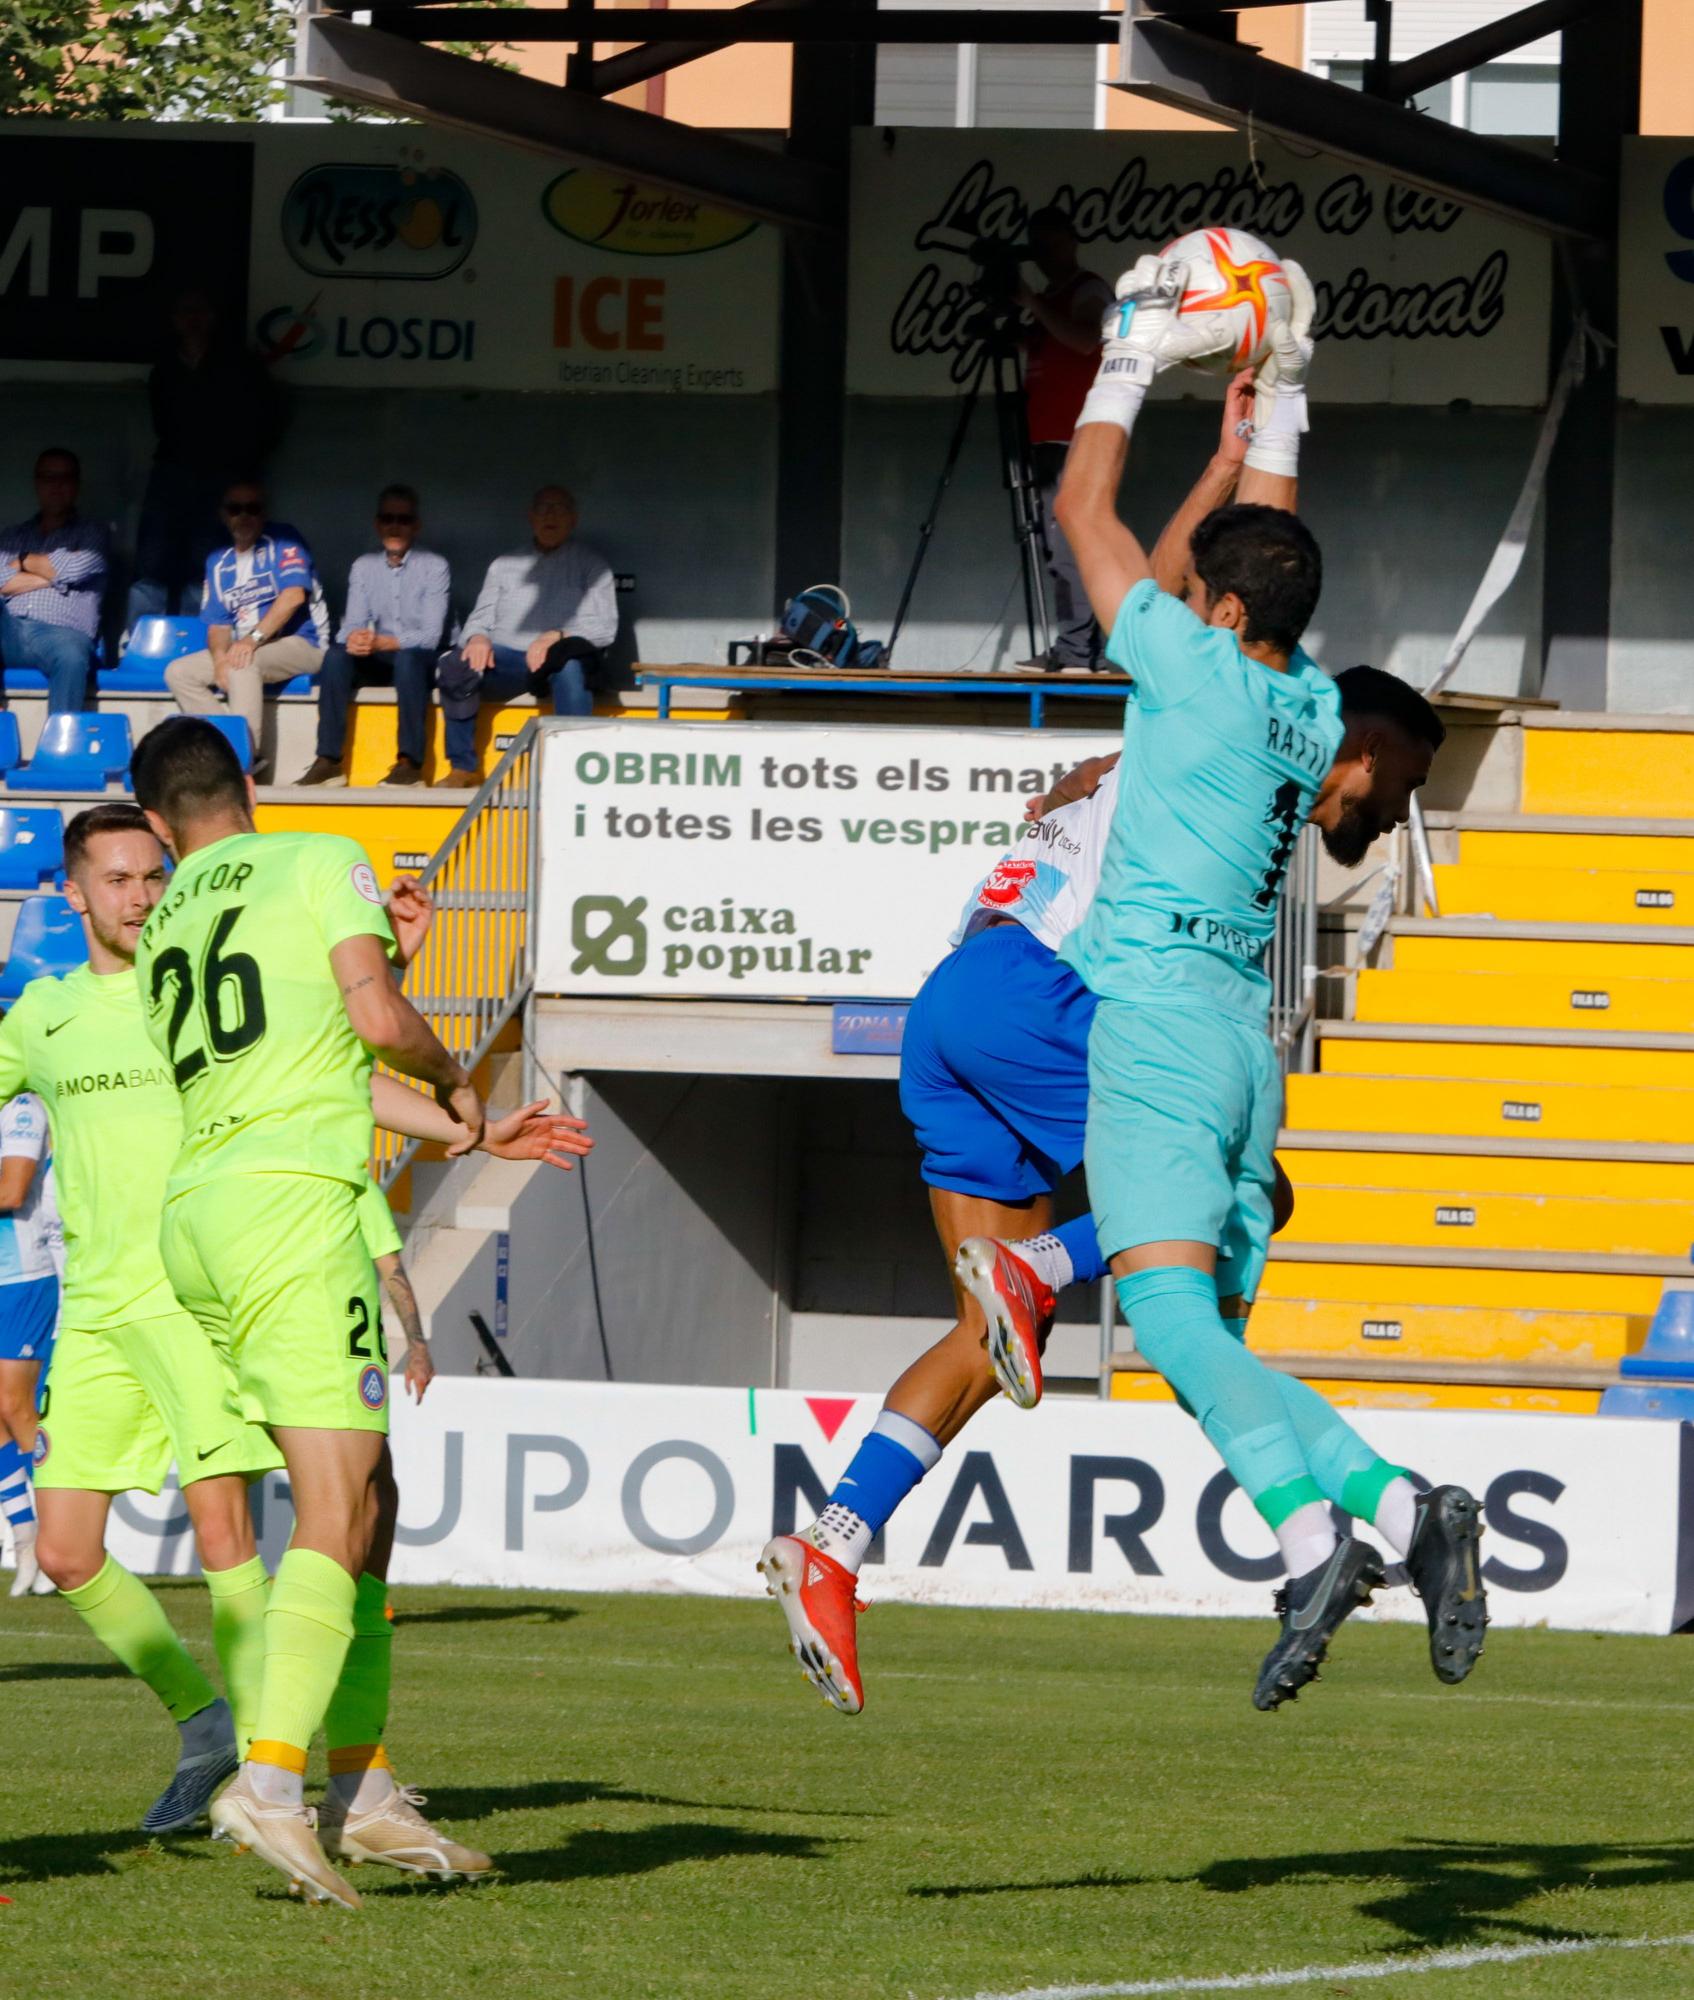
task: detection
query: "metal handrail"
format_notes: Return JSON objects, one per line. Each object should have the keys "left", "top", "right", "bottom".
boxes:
{"left": 373, "top": 721, "right": 544, "bottom": 1189}
{"left": 1269, "top": 823, "right": 1320, "bottom": 1075}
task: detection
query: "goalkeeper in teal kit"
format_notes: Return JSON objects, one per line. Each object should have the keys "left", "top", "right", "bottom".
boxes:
{"left": 1051, "top": 253, "right": 1487, "bottom": 1708}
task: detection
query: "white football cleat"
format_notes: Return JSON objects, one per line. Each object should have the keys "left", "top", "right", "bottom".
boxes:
{"left": 8, "top": 1530, "right": 41, "bottom": 1599}
{"left": 211, "top": 1769, "right": 362, "bottom": 1910}
{"left": 318, "top": 1783, "right": 492, "bottom": 1880}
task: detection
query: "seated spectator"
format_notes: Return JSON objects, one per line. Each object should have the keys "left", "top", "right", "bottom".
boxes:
{"left": 0, "top": 448, "right": 109, "bottom": 714}
{"left": 435, "top": 485, "right": 616, "bottom": 788}
{"left": 296, "top": 485, "right": 449, "bottom": 788}
{"left": 165, "top": 479, "right": 328, "bottom": 781}
{"left": 129, "top": 287, "right": 285, "bottom": 626}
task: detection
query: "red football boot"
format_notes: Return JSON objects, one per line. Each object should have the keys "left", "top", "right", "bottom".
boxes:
{"left": 757, "top": 1534, "right": 866, "bottom": 1714}
{"left": 955, "top": 1236, "right": 1054, "bottom": 1409}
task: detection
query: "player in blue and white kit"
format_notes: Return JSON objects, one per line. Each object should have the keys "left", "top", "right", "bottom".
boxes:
{"left": 1044, "top": 252, "right": 1485, "bottom": 1709}
{"left": 0, "top": 1089, "right": 62, "bottom": 1597}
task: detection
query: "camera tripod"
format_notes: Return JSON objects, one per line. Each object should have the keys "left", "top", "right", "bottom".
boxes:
{"left": 885, "top": 321, "right": 1053, "bottom": 668}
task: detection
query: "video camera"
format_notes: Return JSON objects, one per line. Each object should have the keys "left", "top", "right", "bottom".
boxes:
{"left": 965, "top": 235, "right": 1034, "bottom": 309}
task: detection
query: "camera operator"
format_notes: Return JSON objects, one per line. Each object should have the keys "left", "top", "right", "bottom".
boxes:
{"left": 1014, "top": 207, "right": 1114, "bottom": 672}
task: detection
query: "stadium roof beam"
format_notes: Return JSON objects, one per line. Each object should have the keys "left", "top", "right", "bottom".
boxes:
{"left": 1377, "top": 0, "right": 1600, "bottom": 104}
{"left": 295, "top": 13, "right": 842, "bottom": 230}
{"left": 354, "top": 7, "right": 1125, "bottom": 45}
{"left": 586, "top": 0, "right": 818, "bottom": 101}
{"left": 1114, "top": 0, "right": 1610, "bottom": 241}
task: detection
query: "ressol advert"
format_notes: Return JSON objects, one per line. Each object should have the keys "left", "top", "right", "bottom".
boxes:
{"left": 534, "top": 720, "right": 1114, "bottom": 999}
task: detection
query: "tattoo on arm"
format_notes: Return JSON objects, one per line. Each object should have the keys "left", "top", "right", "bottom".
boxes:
{"left": 384, "top": 1265, "right": 425, "bottom": 1346}
{"left": 341, "top": 973, "right": 378, "bottom": 1000}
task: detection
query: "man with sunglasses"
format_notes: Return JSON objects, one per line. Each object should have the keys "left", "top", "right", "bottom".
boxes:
{"left": 165, "top": 479, "right": 328, "bottom": 779}
{"left": 296, "top": 485, "right": 450, "bottom": 789}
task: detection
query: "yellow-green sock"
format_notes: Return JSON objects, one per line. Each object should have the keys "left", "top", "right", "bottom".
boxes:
{"left": 325, "top": 1572, "right": 394, "bottom": 1805}
{"left": 249, "top": 1547, "right": 355, "bottom": 1781}
{"left": 61, "top": 1554, "right": 219, "bottom": 1723}
{"left": 204, "top": 1554, "right": 270, "bottom": 1758}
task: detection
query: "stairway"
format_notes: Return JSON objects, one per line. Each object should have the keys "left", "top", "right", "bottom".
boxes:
{"left": 1118, "top": 714, "right": 1694, "bottom": 1416}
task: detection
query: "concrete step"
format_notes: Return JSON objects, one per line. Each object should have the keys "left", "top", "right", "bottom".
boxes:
{"left": 1255, "top": 1255, "right": 1663, "bottom": 1315}
{"left": 1319, "top": 1032, "right": 1694, "bottom": 1090}
{"left": 1286, "top": 1070, "right": 1694, "bottom": 1146}
{"left": 1355, "top": 967, "right": 1694, "bottom": 1033}
{"left": 1109, "top": 1370, "right": 1603, "bottom": 1416}
{"left": 1283, "top": 1183, "right": 1694, "bottom": 1259}
{"left": 1520, "top": 724, "right": 1694, "bottom": 820}
{"left": 1433, "top": 862, "right": 1694, "bottom": 927}
{"left": 1245, "top": 1295, "right": 1642, "bottom": 1367}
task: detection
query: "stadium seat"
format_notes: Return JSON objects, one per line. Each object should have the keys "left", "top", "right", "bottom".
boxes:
{"left": 0, "top": 808, "right": 65, "bottom": 891}
{"left": 104, "top": 615, "right": 207, "bottom": 693}
{"left": 275, "top": 674, "right": 317, "bottom": 698}
{"left": 5, "top": 713, "right": 134, "bottom": 794}
{"left": 1598, "top": 1382, "right": 1694, "bottom": 1420}
{"left": 0, "top": 713, "right": 21, "bottom": 777}
{"left": 3, "top": 634, "right": 106, "bottom": 696}
{"left": 202, "top": 713, "right": 253, "bottom": 773}
{"left": 0, "top": 892, "right": 87, "bottom": 1003}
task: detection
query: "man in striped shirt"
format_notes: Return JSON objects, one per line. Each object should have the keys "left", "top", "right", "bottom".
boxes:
{"left": 0, "top": 448, "right": 110, "bottom": 714}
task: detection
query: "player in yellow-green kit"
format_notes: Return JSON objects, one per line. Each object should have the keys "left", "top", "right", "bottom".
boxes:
{"left": 7, "top": 803, "right": 282, "bottom": 1829}
{"left": 131, "top": 716, "right": 486, "bottom": 1908}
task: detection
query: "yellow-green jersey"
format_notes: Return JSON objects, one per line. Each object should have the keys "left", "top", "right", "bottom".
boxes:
{"left": 357, "top": 1176, "right": 402, "bottom": 1263}
{"left": 0, "top": 964, "right": 182, "bottom": 1330}
{"left": 133, "top": 830, "right": 396, "bottom": 1197}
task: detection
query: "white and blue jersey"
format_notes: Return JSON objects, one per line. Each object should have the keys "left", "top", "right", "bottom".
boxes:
{"left": 203, "top": 527, "right": 329, "bottom": 647}
{"left": 0, "top": 1092, "right": 59, "bottom": 1363}
{"left": 902, "top": 774, "right": 1117, "bottom": 1201}
{"left": 952, "top": 765, "right": 1119, "bottom": 953}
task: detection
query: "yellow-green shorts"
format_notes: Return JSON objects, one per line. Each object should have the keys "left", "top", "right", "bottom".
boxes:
{"left": 32, "top": 1311, "right": 283, "bottom": 1495}
{"left": 161, "top": 1171, "right": 389, "bottom": 1435}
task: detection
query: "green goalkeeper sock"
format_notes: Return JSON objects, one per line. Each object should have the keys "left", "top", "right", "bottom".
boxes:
{"left": 325, "top": 1572, "right": 395, "bottom": 1809}
{"left": 204, "top": 1554, "right": 271, "bottom": 1758}
{"left": 249, "top": 1548, "right": 355, "bottom": 1790}
{"left": 61, "top": 1554, "right": 219, "bottom": 1723}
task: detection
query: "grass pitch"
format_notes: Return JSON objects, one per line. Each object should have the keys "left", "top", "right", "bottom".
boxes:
{"left": 2, "top": 1583, "right": 1693, "bottom": 2000}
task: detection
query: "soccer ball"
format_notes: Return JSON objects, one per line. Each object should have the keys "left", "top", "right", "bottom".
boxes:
{"left": 1159, "top": 226, "right": 1293, "bottom": 374}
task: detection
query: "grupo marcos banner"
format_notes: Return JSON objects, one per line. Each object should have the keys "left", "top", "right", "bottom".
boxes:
{"left": 0, "top": 123, "right": 779, "bottom": 393}
{"left": 848, "top": 129, "right": 1552, "bottom": 406}
{"left": 101, "top": 1380, "right": 1694, "bottom": 1637}
{"left": 533, "top": 718, "right": 1116, "bottom": 1000}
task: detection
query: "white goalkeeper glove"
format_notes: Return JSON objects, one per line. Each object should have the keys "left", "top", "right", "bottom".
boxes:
{"left": 1245, "top": 256, "right": 1315, "bottom": 478}
{"left": 1077, "top": 255, "right": 1195, "bottom": 436}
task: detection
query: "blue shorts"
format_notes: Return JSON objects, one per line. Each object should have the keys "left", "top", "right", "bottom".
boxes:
{"left": 1084, "top": 996, "right": 1280, "bottom": 1300}
{"left": 0, "top": 1272, "right": 57, "bottom": 1365}
{"left": 899, "top": 923, "right": 1096, "bottom": 1202}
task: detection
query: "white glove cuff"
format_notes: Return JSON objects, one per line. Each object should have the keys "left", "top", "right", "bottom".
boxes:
{"left": 1261, "top": 385, "right": 1308, "bottom": 439}
{"left": 1243, "top": 427, "right": 1300, "bottom": 477}
{"left": 1077, "top": 376, "right": 1148, "bottom": 439}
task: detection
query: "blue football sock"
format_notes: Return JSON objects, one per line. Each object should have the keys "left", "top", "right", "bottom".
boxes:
{"left": 808, "top": 1410, "right": 940, "bottom": 1572}
{"left": 0, "top": 1438, "right": 36, "bottom": 1531}
{"left": 1119, "top": 1268, "right": 1322, "bottom": 1534}
{"left": 1053, "top": 1213, "right": 1108, "bottom": 1287}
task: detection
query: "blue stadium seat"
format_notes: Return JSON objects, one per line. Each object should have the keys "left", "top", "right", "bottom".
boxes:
{"left": 202, "top": 713, "right": 253, "bottom": 773}
{"left": 105, "top": 615, "right": 207, "bottom": 693}
{"left": 0, "top": 893, "right": 87, "bottom": 1003}
{"left": 5, "top": 713, "right": 134, "bottom": 794}
{"left": 0, "top": 808, "right": 65, "bottom": 891}
{"left": 1599, "top": 1382, "right": 1694, "bottom": 1420}
{"left": 3, "top": 633, "right": 106, "bottom": 696}
{"left": 0, "top": 713, "right": 21, "bottom": 777}
{"left": 276, "top": 674, "right": 317, "bottom": 698}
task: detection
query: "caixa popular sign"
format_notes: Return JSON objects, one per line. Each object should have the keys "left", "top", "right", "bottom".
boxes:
{"left": 100, "top": 1383, "right": 1694, "bottom": 1639}
{"left": 280, "top": 161, "right": 477, "bottom": 280}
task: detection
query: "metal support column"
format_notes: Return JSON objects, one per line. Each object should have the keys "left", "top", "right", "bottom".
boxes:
{"left": 772, "top": 6, "right": 869, "bottom": 607}
{"left": 1539, "top": 2, "right": 1641, "bottom": 709}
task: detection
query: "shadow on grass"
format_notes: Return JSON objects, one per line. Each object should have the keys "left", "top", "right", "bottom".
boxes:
{"left": 0, "top": 1827, "right": 213, "bottom": 1883}
{"left": 394, "top": 1601, "right": 581, "bottom": 1629}
{"left": 420, "top": 1778, "right": 888, "bottom": 1822}
{"left": 466, "top": 1821, "right": 837, "bottom": 1890}
{"left": 912, "top": 1838, "right": 1694, "bottom": 1951}
{"left": 0, "top": 1662, "right": 127, "bottom": 1683}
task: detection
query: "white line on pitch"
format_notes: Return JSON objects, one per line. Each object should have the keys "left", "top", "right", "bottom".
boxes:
{"left": 962, "top": 1930, "right": 1694, "bottom": 2000}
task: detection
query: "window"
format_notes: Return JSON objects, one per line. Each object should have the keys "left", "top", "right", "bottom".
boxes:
{"left": 1468, "top": 62, "right": 1560, "bottom": 137}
